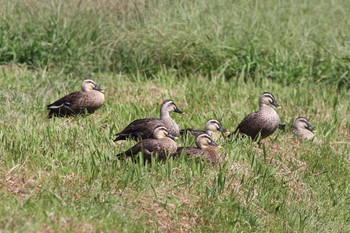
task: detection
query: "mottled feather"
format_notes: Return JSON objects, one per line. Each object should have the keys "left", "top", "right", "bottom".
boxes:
{"left": 173, "top": 133, "right": 221, "bottom": 164}
{"left": 47, "top": 79, "right": 104, "bottom": 118}
{"left": 233, "top": 92, "right": 280, "bottom": 141}
{"left": 116, "top": 126, "right": 177, "bottom": 161}
{"left": 114, "top": 100, "right": 183, "bottom": 141}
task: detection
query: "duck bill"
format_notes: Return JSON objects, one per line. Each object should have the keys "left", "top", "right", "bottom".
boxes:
{"left": 224, "top": 131, "right": 231, "bottom": 136}
{"left": 272, "top": 100, "right": 281, "bottom": 108}
{"left": 174, "top": 107, "right": 184, "bottom": 114}
{"left": 167, "top": 133, "right": 178, "bottom": 141}
{"left": 307, "top": 126, "right": 316, "bottom": 133}
{"left": 220, "top": 126, "right": 231, "bottom": 136}
{"left": 93, "top": 85, "right": 103, "bottom": 92}
{"left": 209, "top": 140, "right": 220, "bottom": 147}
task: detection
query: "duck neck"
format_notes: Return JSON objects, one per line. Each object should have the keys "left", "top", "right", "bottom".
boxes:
{"left": 160, "top": 110, "right": 170, "bottom": 119}
{"left": 204, "top": 130, "right": 213, "bottom": 136}
{"left": 259, "top": 103, "right": 273, "bottom": 111}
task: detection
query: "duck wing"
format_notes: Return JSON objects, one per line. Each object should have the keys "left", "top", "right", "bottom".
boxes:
{"left": 47, "top": 91, "right": 85, "bottom": 117}
{"left": 179, "top": 128, "right": 204, "bottom": 138}
{"left": 117, "top": 139, "right": 170, "bottom": 160}
{"left": 233, "top": 112, "right": 262, "bottom": 140}
{"left": 114, "top": 118, "right": 164, "bottom": 141}
{"left": 174, "top": 147, "right": 204, "bottom": 156}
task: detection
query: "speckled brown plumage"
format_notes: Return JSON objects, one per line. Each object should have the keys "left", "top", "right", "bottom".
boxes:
{"left": 180, "top": 118, "right": 230, "bottom": 141}
{"left": 47, "top": 79, "right": 104, "bottom": 118}
{"left": 174, "top": 133, "right": 221, "bottom": 164}
{"left": 114, "top": 100, "right": 183, "bottom": 141}
{"left": 116, "top": 126, "right": 177, "bottom": 161}
{"left": 233, "top": 92, "right": 280, "bottom": 141}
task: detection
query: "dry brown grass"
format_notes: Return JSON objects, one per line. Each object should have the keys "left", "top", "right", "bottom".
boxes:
{"left": 116, "top": 186, "right": 203, "bottom": 232}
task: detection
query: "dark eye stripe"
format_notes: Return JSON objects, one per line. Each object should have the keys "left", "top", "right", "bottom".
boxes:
{"left": 167, "top": 101, "right": 175, "bottom": 107}
{"left": 162, "top": 100, "right": 174, "bottom": 105}
{"left": 263, "top": 94, "right": 274, "bottom": 101}
{"left": 297, "top": 117, "right": 308, "bottom": 121}
{"left": 199, "top": 134, "right": 212, "bottom": 141}
{"left": 155, "top": 125, "right": 167, "bottom": 131}
{"left": 298, "top": 119, "right": 310, "bottom": 125}
{"left": 262, "top": 92, "right": 274, "bottom": 99}
{"left": 209, "top": 120, "right": 219, "bottom": 125}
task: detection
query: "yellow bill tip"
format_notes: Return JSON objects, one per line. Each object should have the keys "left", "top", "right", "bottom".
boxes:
{"left": 224, "top": 131, "right": 231, "bottom": 136}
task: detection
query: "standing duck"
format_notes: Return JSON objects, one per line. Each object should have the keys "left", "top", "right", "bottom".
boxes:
{"left": 47, "top": 79, "right": 104, "bottom": 118}
{"left": 116, "top": 125, "right": 177, "bottom": 161}
{"left": 180, "top": 118, "right": 230, "bottom": 141}
{"left": 293, "top": 117, "right": 316, "bottom": 141}
{"left": 114, "top": 100, "right": 184, "bottom": 141}
{"left": 174, "top": 133, "right": 222, "bottom": 164}
{"left": 232, "top": 92, "right": 280, "bottom": 142}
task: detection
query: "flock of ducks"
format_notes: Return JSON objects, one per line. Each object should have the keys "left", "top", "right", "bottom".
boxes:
{"left": 47, "top": 79, "right": 317, "bottom": 163}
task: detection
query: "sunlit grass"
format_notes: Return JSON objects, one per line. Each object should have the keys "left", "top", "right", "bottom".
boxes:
{"left": 1, "top": 0, "right": 350, "bottom": 231}
{"left": 1, "top": 66, "right": 350, "bottom": 231}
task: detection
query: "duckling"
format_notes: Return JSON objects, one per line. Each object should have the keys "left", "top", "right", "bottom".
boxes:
{"left": 114, "top": 100, "right": 183, "bottom": 141}
{"left": 116, "top": 125, "right": 177, "bottom": 161}
{"left": 174, "top": 133, "right": 221, "bottom": 164}
{"left": 180, "top": 118, "right": 230, "bottom": 141}
{"left": 232, "top": 92, "right": 280, "bottom": 142}
{"left": 47, "top": 79, "right": 104, "bottom": 118}
{"left": 293, "top": 117, "right": 316, "bottom": 141}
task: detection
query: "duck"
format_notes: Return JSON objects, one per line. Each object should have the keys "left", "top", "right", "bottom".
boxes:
{"left": 293, "top": 117, "right": 316, "bottom": 141}
{"left": 174, "top": 133, "right": 221, "bottom": 164}
{"left": 116, "top": 125, "right": 177, "bottom": 161}
{"left": 47, "top": 79, "right": 104, "bottom": 118}
{"left": 180, "top": 118, "right": 230, "bottom": 141}
{"left": 114, "top": 100, "right": 184, "bottom": 141}
{"left": 232, "top": 92, "right": 280, "bottom": 142}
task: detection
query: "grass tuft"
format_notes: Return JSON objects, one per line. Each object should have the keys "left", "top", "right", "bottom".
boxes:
{"left": 1, "top": 0, "right": 350, "bottom": 231}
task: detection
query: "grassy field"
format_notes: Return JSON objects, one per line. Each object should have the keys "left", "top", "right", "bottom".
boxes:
{"left": 1, "top": 0, "right": 350, "bottom": 232}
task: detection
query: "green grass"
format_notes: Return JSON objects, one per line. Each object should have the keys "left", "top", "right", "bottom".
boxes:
{"left": 1, "top": 69, "right": 350, "bottom": 232}
{"left": 1, "top": 0, "right": 350, "bottom": 86}
{"left": 1, "top": 0, "right": 350, "bottom": 232}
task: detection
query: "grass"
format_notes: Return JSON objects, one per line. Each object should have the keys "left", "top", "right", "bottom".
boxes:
{"left": 1, "top": 68, "right": 350, "bottom": 232}
{"left": 1, "top": 0, "right": 350, "bottom": 232}
{"left": 1, "top": 0, "right": 350, "bottom": 86}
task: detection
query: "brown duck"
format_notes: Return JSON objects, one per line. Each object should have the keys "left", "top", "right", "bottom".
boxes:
{"left": 116, "top": 125, "right": 177, "bottom": 161}
{"left": 232, "top": 92, "right": 280, "bottom": 142}
{"left": 180, "top": 118, "right": 230, "bottom": 141}
{"left": 293, "top": 117, "right": 316, "bottom": 141}
{"left": 174, "top": 133, "right": 221, "bottom": 164}
{"left": 47, "top": 79, "right": 104, "bottom": 118}
{"left": 114, "top": 100, "right": 184, "bottom": 141}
